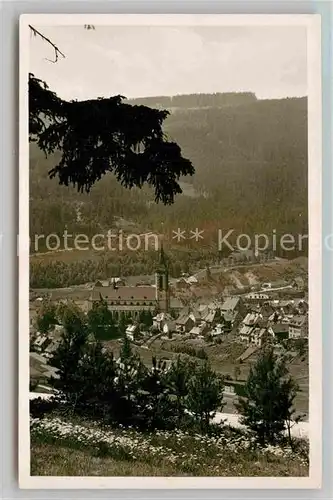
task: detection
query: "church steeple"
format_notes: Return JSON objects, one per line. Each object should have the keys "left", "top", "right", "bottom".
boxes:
{"left": 158, "top": 243, "right": 168, "bottom": 270}
{"left": 155, "top": 243, "right": 170, "bottom": 312}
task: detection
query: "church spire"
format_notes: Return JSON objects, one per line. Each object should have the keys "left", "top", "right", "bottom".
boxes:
{"left": 155, "top": 241, "right": 170, "bottom": 312}
{"left": 159, "top": 242, "right": 167, "bottom": 269}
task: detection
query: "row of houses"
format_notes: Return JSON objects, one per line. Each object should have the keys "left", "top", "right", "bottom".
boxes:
{"left": 148, "top": 291, "right": 308, "bottom": 344}
{"left": 238, "top": 299, "right": 308, "bottom": 346}
{"left": 150, "top": 296, "right": 244, "bottom": 339}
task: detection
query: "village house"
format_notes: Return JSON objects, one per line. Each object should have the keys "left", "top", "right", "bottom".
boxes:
{"left": 291, "top": 276, "right": 305, "bottom": 292}
{"left": 238, "top": 311, "right": 263, "bottom": 344}
{"left": 221, "top": 297, "right": 242, "bottom": 314}
{"left": 289, "top": 315, "right": 308, "bottom": 339}
{"left": 95, "top": 277, "right": 127, "bottom": 288}
{"left": 252, "top": 327, "right": 273, "bottom": 348}
{"left": 126, "top": 324, "right": 139, "bottom": 341}
{"left": 175, "top": 311, "right": 196, "bottom": 333}
{"left": 222, "top": 310, "right": 238, "bottom": 331}
{"left": 33, "top": 333, "right": 49, "bottom": 352}
{"left": 201, "top": 308, "right": 219, "bottom": 326}
{"left": 44, "top": 339, "right": 61, "bottom": 358}
{"left": 259, "top": 302, "right": 276, "bottom": 320}
{"left": 189, "top": 323, "right": 209, "bottom": 337}
{"left": 153, "top": 312, "right": 173, "bottom": 331}
{"left": 224, "top": 384, "right": 236, "bottom": 396}
{"left": 293, "top": 299, "right": 309, "bottom": 315}
{"left": 210, "top": 323, "right": 224, "bottom": 336}
{"left": 175, "top": 275, "right": 198, "bottom": 289}
{"left": 242, "top": 311, "right": 262, "bottom": 327}
{"left": 228, "top": 249, "right": 255, "bottom": 265}
{"left": 239, "top": 325, "right": 254, "bottom": 344}
{"left": 169, "top": 298, "right": 184, "bottom": 315}
{"left": 245, "top": 292, "right": 270, "bottom": 301}
{"left": 161, "top": 321, "right": 175, "bottom": 337}
{"left": 268, "top": 323, "right": 289, "bottom": 342}
{"left": 197, "top": 304, "right": 209, "bottom": 318}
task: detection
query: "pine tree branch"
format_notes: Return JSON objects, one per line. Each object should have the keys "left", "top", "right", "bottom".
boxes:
{"left": 29, "top": 25, "right": 66, "bottom": 63}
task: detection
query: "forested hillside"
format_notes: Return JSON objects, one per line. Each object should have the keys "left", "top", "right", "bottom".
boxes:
{"left": 30, "top": 93, "right": 308, "bottom": 287}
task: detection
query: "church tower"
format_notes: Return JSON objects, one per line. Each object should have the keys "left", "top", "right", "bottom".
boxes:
{"left": 155, "top": 244, "right": 170, "bottom": 312}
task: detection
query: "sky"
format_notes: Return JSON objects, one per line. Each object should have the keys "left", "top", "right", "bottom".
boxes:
{"left": 29, "top": 25, "right": 307, "bottom": 101}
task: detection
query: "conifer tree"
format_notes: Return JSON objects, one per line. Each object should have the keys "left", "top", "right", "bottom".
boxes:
{"left": 120, "top": 331, "right": 132, "bottom": 361}
{"left": 138, "top": 356, "right": 174, "bottom": 430}
{"left": 166, "top": 355, "right": 193, "bottom": 426}
{"left": 29, "top": 25, "right": 194, "bottom": 204}
{"left": 236, "top": 347, "right": 299, "bottom": 445}
{"left": 87, "top": 297, "right": 117, "bottom": 340}
{"left": 187, "top": 361, "right": 224, "bottom": 432}
{"left": 36, "top": 301, "right": 57, "bottom": 333}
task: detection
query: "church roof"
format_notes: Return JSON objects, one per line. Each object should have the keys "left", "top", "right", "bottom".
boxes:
{"left": 92, "top": 286, "right": 156, "bottom": 302}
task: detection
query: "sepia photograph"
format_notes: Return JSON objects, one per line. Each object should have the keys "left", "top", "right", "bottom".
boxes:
{"left": 19, "top": 14, "right": 322, "bottom": 488}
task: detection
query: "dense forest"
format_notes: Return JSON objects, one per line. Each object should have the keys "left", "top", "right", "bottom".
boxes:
{"left": 30, "top": 93, "right": 308, "bottom": 287}
{"left": 127, "top": 91, "right": 258, "bottom": 109}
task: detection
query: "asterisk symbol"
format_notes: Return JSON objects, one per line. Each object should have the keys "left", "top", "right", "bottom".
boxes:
{"left": 190, "top": 228, "right": 204, "bottom": 242}
{"left": 172, "top": 228, "right": 186, "bottom": 242}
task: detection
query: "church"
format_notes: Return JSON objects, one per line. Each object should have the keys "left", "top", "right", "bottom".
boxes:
{"left": 89, "top": 246, "right": 182, "bottom": 317}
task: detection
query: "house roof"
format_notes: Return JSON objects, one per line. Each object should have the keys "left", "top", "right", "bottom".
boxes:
{"left": 260, "top": 304, "right": 275, "bottom": 317}
{"left": 253, "top": 327, "right": 269, "bottom": 338}
{"left": 221, "top": 297, "right": 240, "bottom": 312}
{"left": 126, "top": 275, "right": 155, "bottom": 286}
{"left": 189, "top": 325, "right": 205, "bottom": 335}
{"left": 271, "top": 323, "right": 289, "bottom": 334}
{"left": 247, "top": 292, "right": 269, "bottom": 299}
{"left": 95, "top": 280, "right": 110, "bottom": 287}
{"left": 222, "top": 310, "right": 238, "bottom": 323}
{"left": 91, "top": 285, "right": 156, "bottom": 302}
{"left": 48, "top": 289, "right": 92, "bottom": 301}
{"left": 44, "top": 341, "right": 60, "bottom": 353}
{"left": 243, "top": 312, "right": 260, "bottom": 325}
{"left": 202, "top": 310, "right": 216, "bottom": 323}
{"left": 239, "top": 325, "right": 253, "bottom": 336}
{"left": 289, "top": 315, "right": 307, "bottom": 327}
{"left": 257, "top": 318, "right": 268, "bottom": 328}
{"left": 176, "top": 312, "right": 195, "bottom": 325}
{"left": 154, "top": 312, "right": 173, "bottom": 322}
{"left": 30, "top": 352, "right": 48, "bottom": 364}
{"left": 177, "top": 275, "right": 198, "bottom": 285}
{"left": 278, "top": 300, "right": 292, "bottom": 308}
{"left": 126, "top": 324, "right": 138, "bottom": 332}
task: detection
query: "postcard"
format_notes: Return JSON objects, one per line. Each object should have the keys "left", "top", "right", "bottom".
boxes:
{"left": 19, "top": 13, "right": 322, "bottom": 489}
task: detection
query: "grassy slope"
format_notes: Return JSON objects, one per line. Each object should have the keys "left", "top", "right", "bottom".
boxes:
{"left": 31, "top": 434, "right": 308, "bottom": 478}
